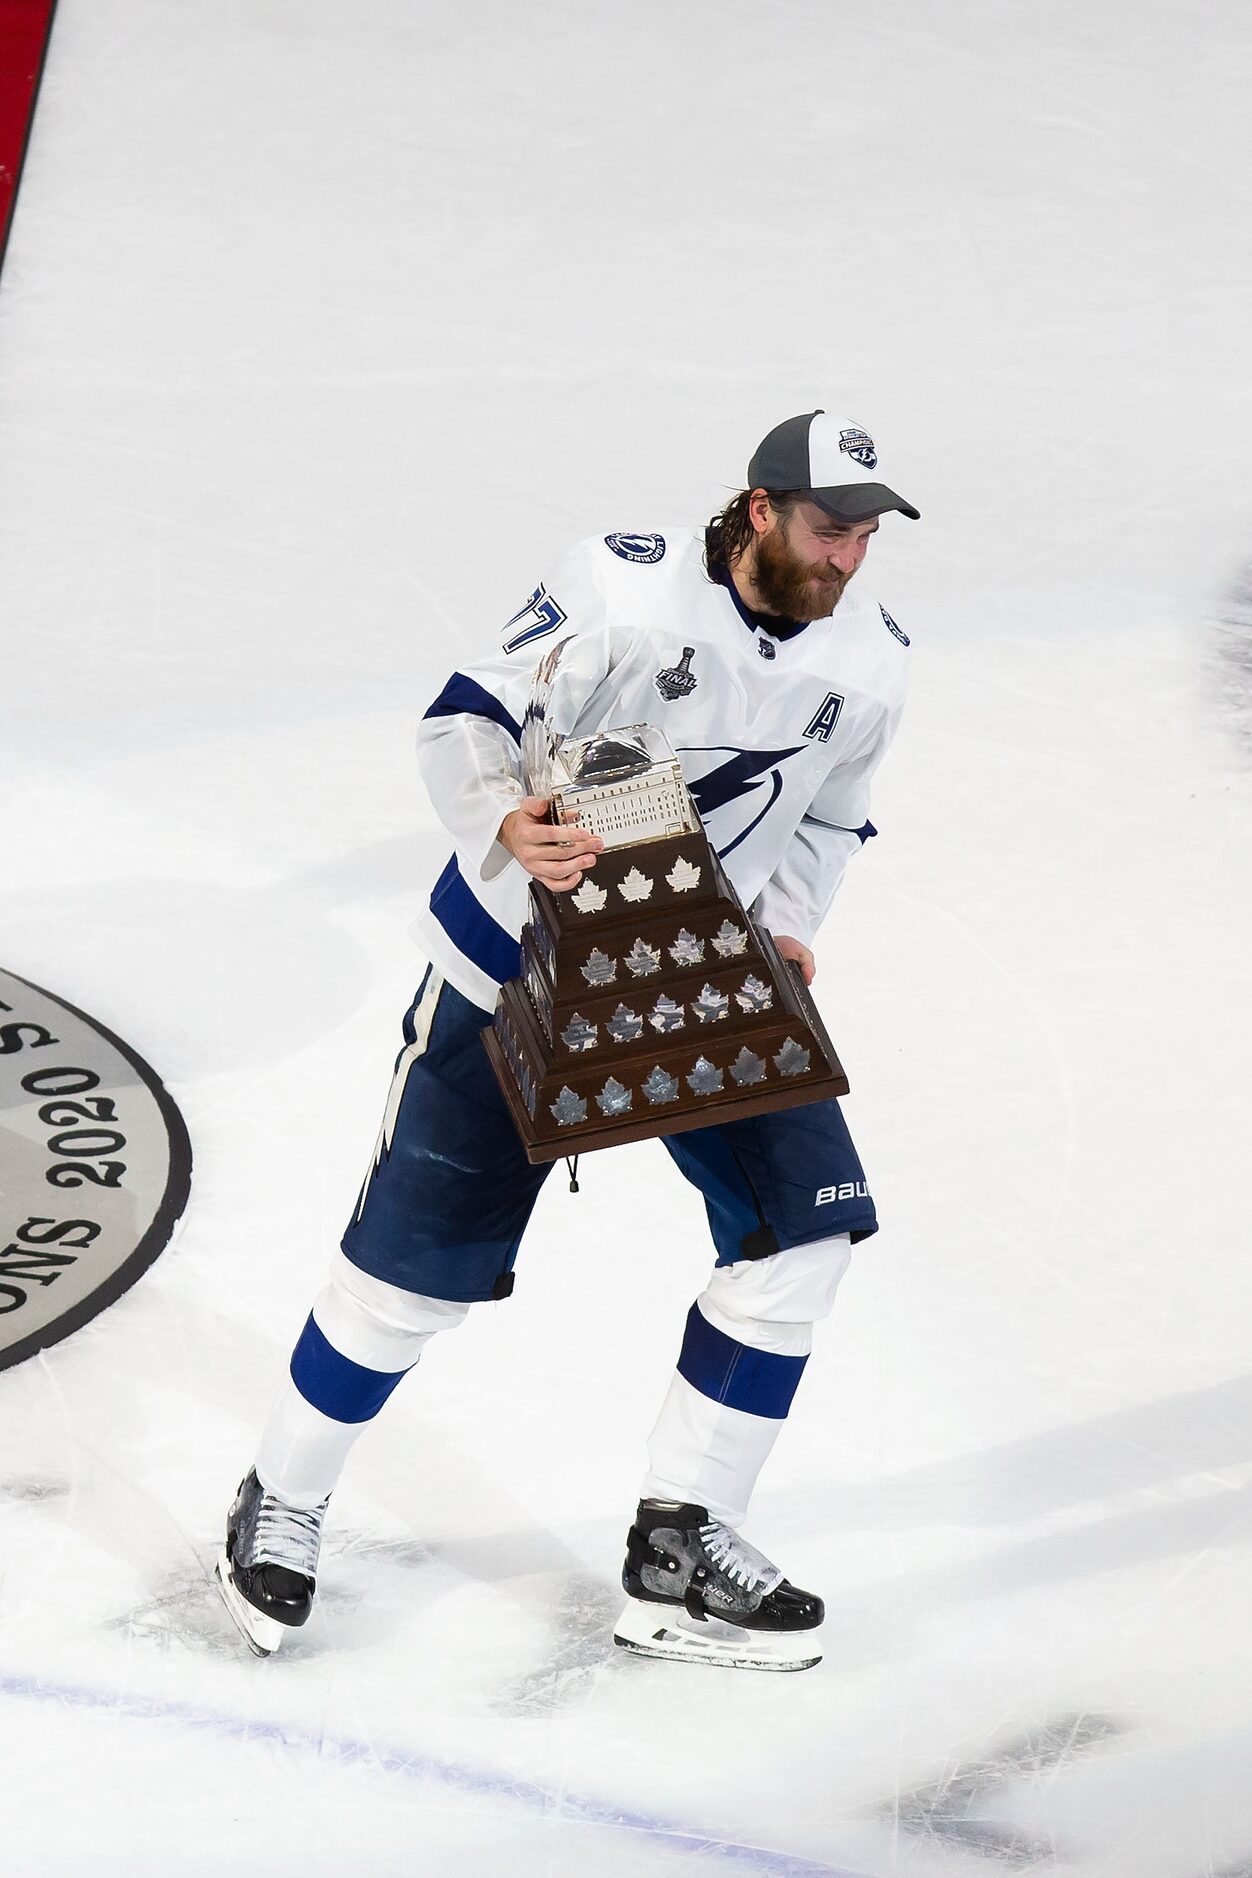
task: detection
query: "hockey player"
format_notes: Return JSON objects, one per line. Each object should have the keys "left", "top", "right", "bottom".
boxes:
{"left": 217, "top": 410, "right": 919, "bottom": 1671}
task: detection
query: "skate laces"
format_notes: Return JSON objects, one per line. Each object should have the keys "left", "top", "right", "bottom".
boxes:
{"left": 247, "top": 1487, "right": 328, "bottom": 1578}
{"left": 698, "top": 1519, "right": 784, "bottom": 1597}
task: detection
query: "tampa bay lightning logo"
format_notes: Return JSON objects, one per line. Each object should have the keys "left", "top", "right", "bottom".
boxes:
{"left": 879, "top": 604, "right": 910, "bottom": 646}
{"left": 676, "top": 744, "right": 805, "bottom": 859}
{"left": 605, "top": 531, "right": 666, "bottom": 564}
{"left": 839, "top": 426, "right": 877, "bottom": 470}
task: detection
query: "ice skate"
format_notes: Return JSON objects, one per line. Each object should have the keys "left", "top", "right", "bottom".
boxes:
{"left": 613, "top": 1498, "right": 824, "bottom": 1672}
{"left": 215, "top": 1467, "right": 328, "bottom": 1656}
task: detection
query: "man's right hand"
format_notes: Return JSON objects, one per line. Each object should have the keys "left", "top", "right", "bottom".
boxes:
{"left": 498, "top": 796, "right": 603, "bottom": 892}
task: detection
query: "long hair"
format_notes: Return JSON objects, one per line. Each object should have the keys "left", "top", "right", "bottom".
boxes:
{"left": 704, "top": 488, "right": 804, "bottom": 581}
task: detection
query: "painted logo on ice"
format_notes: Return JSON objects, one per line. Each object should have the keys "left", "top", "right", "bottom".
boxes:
{"left": 0, "top": 969, "right": 191, "bottom": 1372}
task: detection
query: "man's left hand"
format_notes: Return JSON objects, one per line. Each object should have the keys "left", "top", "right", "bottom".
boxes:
{"left": 773, "top": 934, "right": 815, "bottom": 985}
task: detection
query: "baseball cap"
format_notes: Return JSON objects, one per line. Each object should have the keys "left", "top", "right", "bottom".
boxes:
{"left": 747, "top": 410, "right": 920, "bottom": 523}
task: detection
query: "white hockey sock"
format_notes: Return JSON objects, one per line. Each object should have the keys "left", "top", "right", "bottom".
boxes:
{"left": 254, "top": 1252, "right": 469, "bottom": 1508}
{"left": 640, "top": 1235, "right": 851, "bottom": 1529}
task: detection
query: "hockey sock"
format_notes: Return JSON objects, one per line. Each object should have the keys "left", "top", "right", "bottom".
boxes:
{"left": 254, "top": 1252, "right": 469, "bottom": 1507}
{"left": 640, "top": 1234, "right": 851, "bottom": 1528}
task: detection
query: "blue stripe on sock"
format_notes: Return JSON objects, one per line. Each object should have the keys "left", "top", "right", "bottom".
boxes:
{"left": 289, "top": 1314, "right": 410, "bottom": 1425}
{"left": 676, "top": 1302, "right": 808, "bottom": 1422}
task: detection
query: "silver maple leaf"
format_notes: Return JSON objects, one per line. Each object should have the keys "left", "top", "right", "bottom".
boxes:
{"left": 596, "top": 1076, "right": 632, "bottom": 1116}
{"left": 550, "top": 1087, "right": 588, "bottom": 1126}
{"left": 687, "top": 1056, "right": 724, "bottom": 1096}
{"left": 665, "top": 855, "right": 701, "bottom": 893}
{"left": 648, "top": 993, "right": 685, "bottom": 1033}
{"left": 692, "top": 983, "right": 730, "bottom": 1023}
{"left": 570, "top": 877, "right": 608, "bottom": 914}
{"left": 730, "top": 1046, "right": 766, "bottom": 1086}
{"left": 711, "top": 920, "right": 748, "bottom": 959}
{"left": 774, "top": 1037, "right": 811, "bottom": 1077}
{"left": 561, "top": 1014, "right": 598, "bottom": 1052}
{"left": 617, "top": 866, "right": 654, "bottom": 904}
{"left": 669, "top": 928, "right": 705, "bottom": 968}
{"left": 642, "top": 1066, "right": 679, "bottom": 1105}
{"left": 606, "top": 1003, "right": 643, "bottom": 1044}
{"left": 735, "top": 973, "right": 773, "bottom": 1014}
{"left": 624, "top": 937, "right": 662, "bottom": 977}
{"left": 581, "top": 948, "right": 616, "bottom": 986}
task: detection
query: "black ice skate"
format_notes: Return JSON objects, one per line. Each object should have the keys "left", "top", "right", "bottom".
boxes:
{"left": 215, "top": 1468, "right": 328, "bottom": 1657}
{"left": 614, "top": 1498, "right": 824, "bottom": 1672}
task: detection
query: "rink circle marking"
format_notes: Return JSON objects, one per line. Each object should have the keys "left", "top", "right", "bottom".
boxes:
{"left": 0, "top": 967, "right": 191, "bottom": 1371}
{"left": 0, "top": 1669, "right": 867, "bottom": 1878}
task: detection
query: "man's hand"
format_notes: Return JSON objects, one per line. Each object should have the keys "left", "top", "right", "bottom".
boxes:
{"left": 498, "top": 796, "right": 603, "bottom": 892}
{"left": 773, "top": 933, "right": 815, "bottom": 985}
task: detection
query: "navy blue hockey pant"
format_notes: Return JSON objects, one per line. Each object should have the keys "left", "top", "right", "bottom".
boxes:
{"left": 340, "top": 969, "right": 877, "bottom": 1304}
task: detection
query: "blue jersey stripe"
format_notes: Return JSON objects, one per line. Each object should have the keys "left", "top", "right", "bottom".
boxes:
{"left": 676, "top": 1301, "right": 808, "bottom": 1421}
{"left": 428, "top": 854, "right": 523, "bottom": 986}
{"left": 289, "top": 1314, "right": 410, "bottom": 1424}
{"left": 423, "top": 673, "right": 521, "bottom": 743}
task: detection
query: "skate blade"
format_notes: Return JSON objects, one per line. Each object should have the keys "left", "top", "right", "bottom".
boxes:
{"left": 613, "top": 1597, "right": 821, "bottom": 1673}
{"left": 214, "top": 1549, "right": 286, "bottom": 1657}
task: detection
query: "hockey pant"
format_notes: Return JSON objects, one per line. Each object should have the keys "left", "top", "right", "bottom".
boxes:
{"left": 255, "top": 1235, "right": 852, "bottom": 1525}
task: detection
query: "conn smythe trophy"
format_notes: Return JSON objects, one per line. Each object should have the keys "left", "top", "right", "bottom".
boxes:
{"left": 482, "top": 644, "right": 849, "bottom": 1163}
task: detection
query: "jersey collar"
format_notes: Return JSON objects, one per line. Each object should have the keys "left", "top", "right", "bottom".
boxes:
{"left": 715, "top": 564, "right": 809, "bottom": 643}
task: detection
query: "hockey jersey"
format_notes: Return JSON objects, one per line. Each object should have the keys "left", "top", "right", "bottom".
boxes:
{"left": 415, "top": 528, "right": 908, "bottom": 1011}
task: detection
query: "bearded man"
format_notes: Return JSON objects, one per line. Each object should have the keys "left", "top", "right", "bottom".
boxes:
{"left": 217, "top": 409, "right": 920, "bottom": 1673}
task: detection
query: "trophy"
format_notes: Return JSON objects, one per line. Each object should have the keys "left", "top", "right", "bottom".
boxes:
{"left": 481, "top": 643, "right": 850, "bottom": 1162}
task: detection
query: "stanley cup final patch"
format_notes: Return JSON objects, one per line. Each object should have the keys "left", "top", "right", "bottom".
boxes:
{"left": 654, "top": 647, "right": 698, "bottom": 701}
{"left": 1, "top": 969, "right": 191, "bottom": 1372}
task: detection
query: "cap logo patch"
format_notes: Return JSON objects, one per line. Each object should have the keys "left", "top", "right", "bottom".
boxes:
{"left": 838, "top": 427, "right": 877, "bottom": 470}
{"left": 605, "top": 532, "right": 666, "bottom": 564}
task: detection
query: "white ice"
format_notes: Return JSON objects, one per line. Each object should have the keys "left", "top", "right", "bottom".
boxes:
{"left": 2, "top": 2, "right": 1252, "bottom": 1873}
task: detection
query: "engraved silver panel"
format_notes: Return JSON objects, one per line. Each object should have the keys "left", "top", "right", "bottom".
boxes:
{"left": 642, "top": 1066, "right": 680, "bottom": 1104}
{"left": 581, "top": 948, "right": 616, "bottom": 986}
{"left": 618, "top": 866, "right": 653, "bottom": 903}
{"left": 596, "top": 1076, "right": 633, "bottom": 1117}
{"left": 735, "top": 973, "right": 773, "bottom": 1014}
{"left": 730, "top": 1046, "right": 766, "bottom": 1086}
{"left": 691, "top": 984, "right": 729, "bottom": 1023}
{"left": 711, "top": 920, "right": 748, "bottom": 959}
{"left": 561, "top": 1014, "right": 598, "bottom": 1053}
{"left": 624, "top": 937, "right": 662, "bottom": 977}
{"left": 669, "top": 929, "right": 704, "bottom": 968}
{"left": 606, "top": 1003, "right": 643, "bottom": 1044}
{"left": 665, "top": 856, "right": 701, "bottom": 893}
{"left": 550, "top": 1087, "right": 588, "bottom": 1126}
{"left": 774, "top": 1038, "right": 811, "bottom": 1077}
{"left": 687, "top": 1056, "right": 724, "bottom": 1096}
{"left": 648, "top": 993, "right": 685, "bottom": 1034}
{"left": 571, "top": 878, "right": 608, "bottom": 914}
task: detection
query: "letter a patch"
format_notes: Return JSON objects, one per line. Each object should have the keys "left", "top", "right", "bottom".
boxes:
{"left": 804, "top": 691, "right": 845, "bottom": 743}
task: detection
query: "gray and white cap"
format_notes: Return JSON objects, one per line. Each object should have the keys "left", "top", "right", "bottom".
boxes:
{"left": 748, "top": 410, "right": 920, "bottom": 524}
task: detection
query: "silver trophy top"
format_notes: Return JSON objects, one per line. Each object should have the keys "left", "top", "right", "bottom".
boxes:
{"left": 520, "top": 638, "right": 697, "bottom": 849}
{"left": 551, "top": 724, "right": 697, "bottom": 850}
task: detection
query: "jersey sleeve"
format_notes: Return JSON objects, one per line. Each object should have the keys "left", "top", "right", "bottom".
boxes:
{"left": 415, "top": 540, "right": 616, "bottom": 884}
{"left": 751, "top": 694, "right": 905, "bottom": 946}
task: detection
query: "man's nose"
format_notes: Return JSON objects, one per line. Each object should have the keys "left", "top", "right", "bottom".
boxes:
{"left": 829, "top": 540, "right": 861, "bottom": 572}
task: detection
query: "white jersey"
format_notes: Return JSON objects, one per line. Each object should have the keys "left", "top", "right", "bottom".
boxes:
{"left": 415, "top": 528, "right": 909, "bottom": 1010}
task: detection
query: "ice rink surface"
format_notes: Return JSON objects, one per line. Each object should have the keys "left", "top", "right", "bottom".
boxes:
{"left": 3, "top": 2, "right": 1252, "bottom": 1871}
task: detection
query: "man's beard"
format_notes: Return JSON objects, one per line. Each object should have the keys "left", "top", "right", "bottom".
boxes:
{"left": 752, "top": 525, "right": 850, "bottom": 622}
